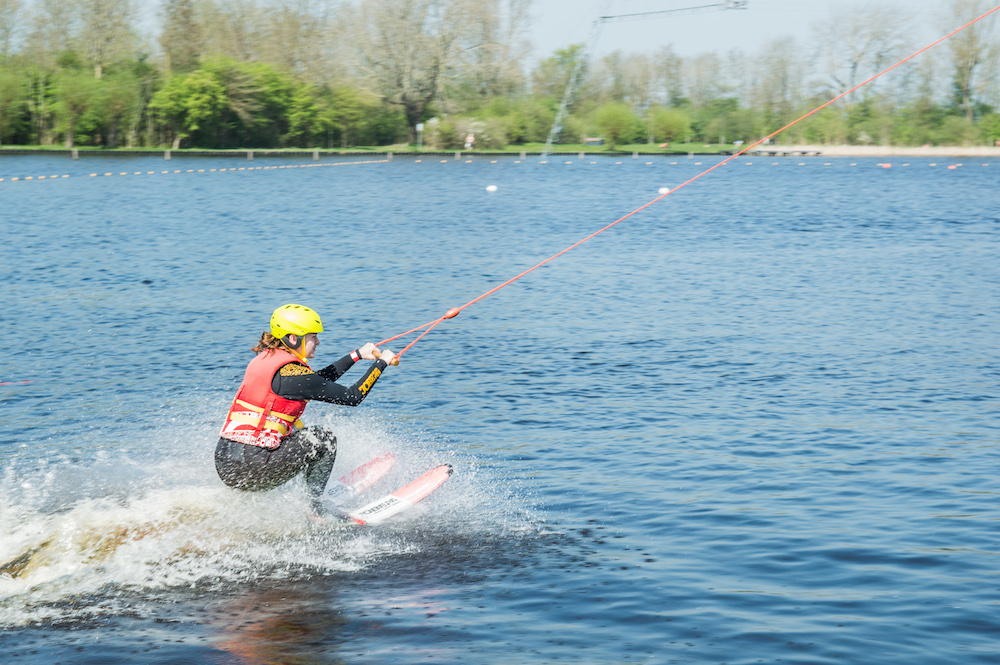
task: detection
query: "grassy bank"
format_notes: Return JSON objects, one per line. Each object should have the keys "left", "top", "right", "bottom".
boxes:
{"left": 2, "top": 143, "right": 998, "bottom": 157}
{"left": 0, "top": 142, "right": 731, "bottom": 155}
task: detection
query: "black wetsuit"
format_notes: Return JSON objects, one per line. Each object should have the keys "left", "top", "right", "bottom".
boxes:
{"left": 215, "top": 352, "right": 387, "bottom": 512}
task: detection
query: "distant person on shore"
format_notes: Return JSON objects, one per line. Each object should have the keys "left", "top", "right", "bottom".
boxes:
{"left": 465, "top": 133, "right": 475, "bottom": 150}
{"left": 215, "top": 304, "right": 397, "bottom": 523}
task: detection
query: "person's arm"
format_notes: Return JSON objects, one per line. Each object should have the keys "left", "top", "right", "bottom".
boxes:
{"left": 317, "top": 342, "right": 384, "bottom": 381}
{"left": 316, "top": 351, "right": 361, "bottom": 382}
{"left": 272, "top": 359, "right": 388, "bottom": 406}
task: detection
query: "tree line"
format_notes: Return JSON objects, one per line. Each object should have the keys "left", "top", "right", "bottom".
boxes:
{"left": 0, "top": 0, "right": 998, "bottom": 150}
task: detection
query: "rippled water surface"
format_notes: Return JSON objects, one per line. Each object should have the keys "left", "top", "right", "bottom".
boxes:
{"left": 1, "top": 153, "right": 998, "bottom": 664}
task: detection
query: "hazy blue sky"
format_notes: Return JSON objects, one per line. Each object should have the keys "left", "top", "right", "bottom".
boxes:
{"left": 527, "top": 0, "right": 954, "bottom": 60}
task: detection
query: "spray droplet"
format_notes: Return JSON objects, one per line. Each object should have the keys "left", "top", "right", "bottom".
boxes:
{"left": 486, "top": 185, "right": 498, "bottom": 192}
{"left": 658, "top": 187, "right": 670, "bottom": 195}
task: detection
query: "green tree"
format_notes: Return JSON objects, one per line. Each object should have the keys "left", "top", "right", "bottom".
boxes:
{"left": 21, "top": 65, "right": 57, "bottom": 145}
{"left": 939, "top": 115, "right": 981, "bottom": 144}
{"left": 594, "top": 102, "right": 637, "bottom": 149}
{"left": 0, "top": 65, "right": 25, "bottom": 146}
{"left": 689, "top": 97, "right": 739, "bottom": 143}
{"left": 120, "top": 57, "right": 158, "bottom": 147}
{"left": 54, "top": 68, "right": 101, "bottom": 147}
{"left": 210, "top": 59, "right": 262, "bottom": 146}
{"left": 92, "top": 68, "right": 142, "bottom": 147}
{"left": 980, "top": 112, "right": 1000, "bottom": 145}
{"left": 648, "top": 106, "right": 690, "bottom": 143}
{"left": 801, "top": 107, "right": 848, "bottom": 145}
{"left": 324, "top": 86, "right": 369, "bottom": 148}
{"left": 285, "top": 84, "right": 321, "bottom": 147}
{"left": 531, "top": 44, "right": 586, "bottom": 100}
{"left": 503, "top": 98, "right": 556, "bottom": 143}
{"left": 244, "top": 61, "right": 296, "bottom": 147}
{"left": 149, "top": 69, "right": 227, "bottom": 148}
{"left": 356, "top": 104, "right": 406, "bottom": 146}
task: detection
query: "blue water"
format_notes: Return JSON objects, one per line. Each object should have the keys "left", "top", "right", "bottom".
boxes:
{"left": 1, "top": 153, "right": 998, "bottom": 663}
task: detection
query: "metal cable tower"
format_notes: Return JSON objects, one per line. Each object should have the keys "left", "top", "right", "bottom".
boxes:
{"left": 540, "top": 0, "right": 748, "bottom": 160}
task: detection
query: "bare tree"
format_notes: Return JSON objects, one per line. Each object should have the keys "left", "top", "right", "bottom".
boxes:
{"left": 79, "top": 0, "right": 139, "bottom": 78}
{"left": 351, "top": 0, "right": 469, "bottom": 143}
{"left": 257, "top": 0, "right": 336, "bottom": 82}
{"left": 622, "top": 52, "right": 654, "bottom": 110}
{"left": 980, "top": 37, "right": 1000, "bottom": 111}
{"left": 592, "top": 50, "right": 626, "bottom": 103}
{"left": 0, "top": 0, "right": 22, "bottom": 57}
{"left": 459, "top": 0, "right": 531, "bottom": 99}
{"left": 811, "top": 3, "right": 912, "bottom": 101}
{"left": 24, "top": 0, "right": 138, "bottom": 77}
{"left": 944, "top": 0, "right": 998, "bottom": 120}
{"left": 652, "top": 44, "right": 683, "bottom": 106}
{"left": 723, "top": 48, "right": 752, "bottom": 108}
{"left": 197, "top": 0, "right": 263, "bottom": 63}
{"left": 25, "top": 0, "right": 79, "bottom": 62}
{"left": 161, "top": 0, "right": 202, "bottom": 73}
{"left": 751, "top": 39, "right": 804, "bottom": 129}
{"left": 591, "top": 51, "right": 654, "bottom": 116}
{"left": 685, "top": 52, "right": 725, "bottom": 107}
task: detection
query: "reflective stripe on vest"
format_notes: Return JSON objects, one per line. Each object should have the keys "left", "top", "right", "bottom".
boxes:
{"left": 220, "top": 348, "right": 308, "bottom": 449}
{"left": 226, "top": 399, "right": 304, "bottom": 436}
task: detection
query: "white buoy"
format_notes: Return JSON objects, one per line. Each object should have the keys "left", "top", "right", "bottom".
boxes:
{"left": 486, "top": 185, "right": 498, "bottom": 192}
{"left": 658, "top": 187, "right": 670, "bottom": 194}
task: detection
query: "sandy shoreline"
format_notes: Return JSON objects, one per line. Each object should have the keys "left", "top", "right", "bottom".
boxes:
{"left": 765, "top": 144, "right": 1000, "bottom": 157}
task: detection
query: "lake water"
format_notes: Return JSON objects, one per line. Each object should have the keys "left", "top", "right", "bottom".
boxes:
{"left": 0, "top": 152, "right": 998, "bottom": 664}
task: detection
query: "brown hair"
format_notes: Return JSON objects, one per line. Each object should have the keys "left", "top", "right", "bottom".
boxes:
{"left": 252, "top": 331, "right": 284, "bottom": 354}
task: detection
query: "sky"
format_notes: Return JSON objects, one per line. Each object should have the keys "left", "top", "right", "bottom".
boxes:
{"left": 527, "top": 0, "right": 952, "bottom": 60}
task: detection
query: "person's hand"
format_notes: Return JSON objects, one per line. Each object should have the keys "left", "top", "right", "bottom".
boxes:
{"left": 374, "top": 348, "right": 399, "bottom": 366}
{"left": 359, "top": 342, "right": 379, "bottom": 360}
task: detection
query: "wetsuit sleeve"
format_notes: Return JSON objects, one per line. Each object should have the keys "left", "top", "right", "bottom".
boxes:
{"left": 271, "top": 359, "right": 387, "bottom": 406}
{"left": 316, "top": 352, "right": 359, "bottom": 382}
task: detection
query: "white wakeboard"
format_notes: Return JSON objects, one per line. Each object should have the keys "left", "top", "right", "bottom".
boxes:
{"left": 347, "top": 464, "right": 453, "bottom": 525}
{"left": 323, "top": 452, "right": 396, "bottom": 507}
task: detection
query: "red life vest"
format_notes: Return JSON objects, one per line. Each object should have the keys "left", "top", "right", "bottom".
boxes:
{"left": 219, "top": 348, "right": 308, "bottom": 449}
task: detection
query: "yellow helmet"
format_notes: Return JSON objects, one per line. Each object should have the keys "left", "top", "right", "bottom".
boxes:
{"left": 270, "top": 304, "right": 324, "bottom": 340}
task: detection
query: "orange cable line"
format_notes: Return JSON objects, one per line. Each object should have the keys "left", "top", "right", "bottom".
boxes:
{"left": 380, "top": 4, "right": 1000, "bottom": 358}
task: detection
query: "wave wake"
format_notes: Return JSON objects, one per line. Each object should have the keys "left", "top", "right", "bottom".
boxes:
{"left": 0, "top": 409, "right": 528, "bottom": 627}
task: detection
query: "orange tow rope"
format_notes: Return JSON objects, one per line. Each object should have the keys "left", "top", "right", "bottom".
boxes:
{"left": 378, "top": 3, "right": 1000, "bottom": 360}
